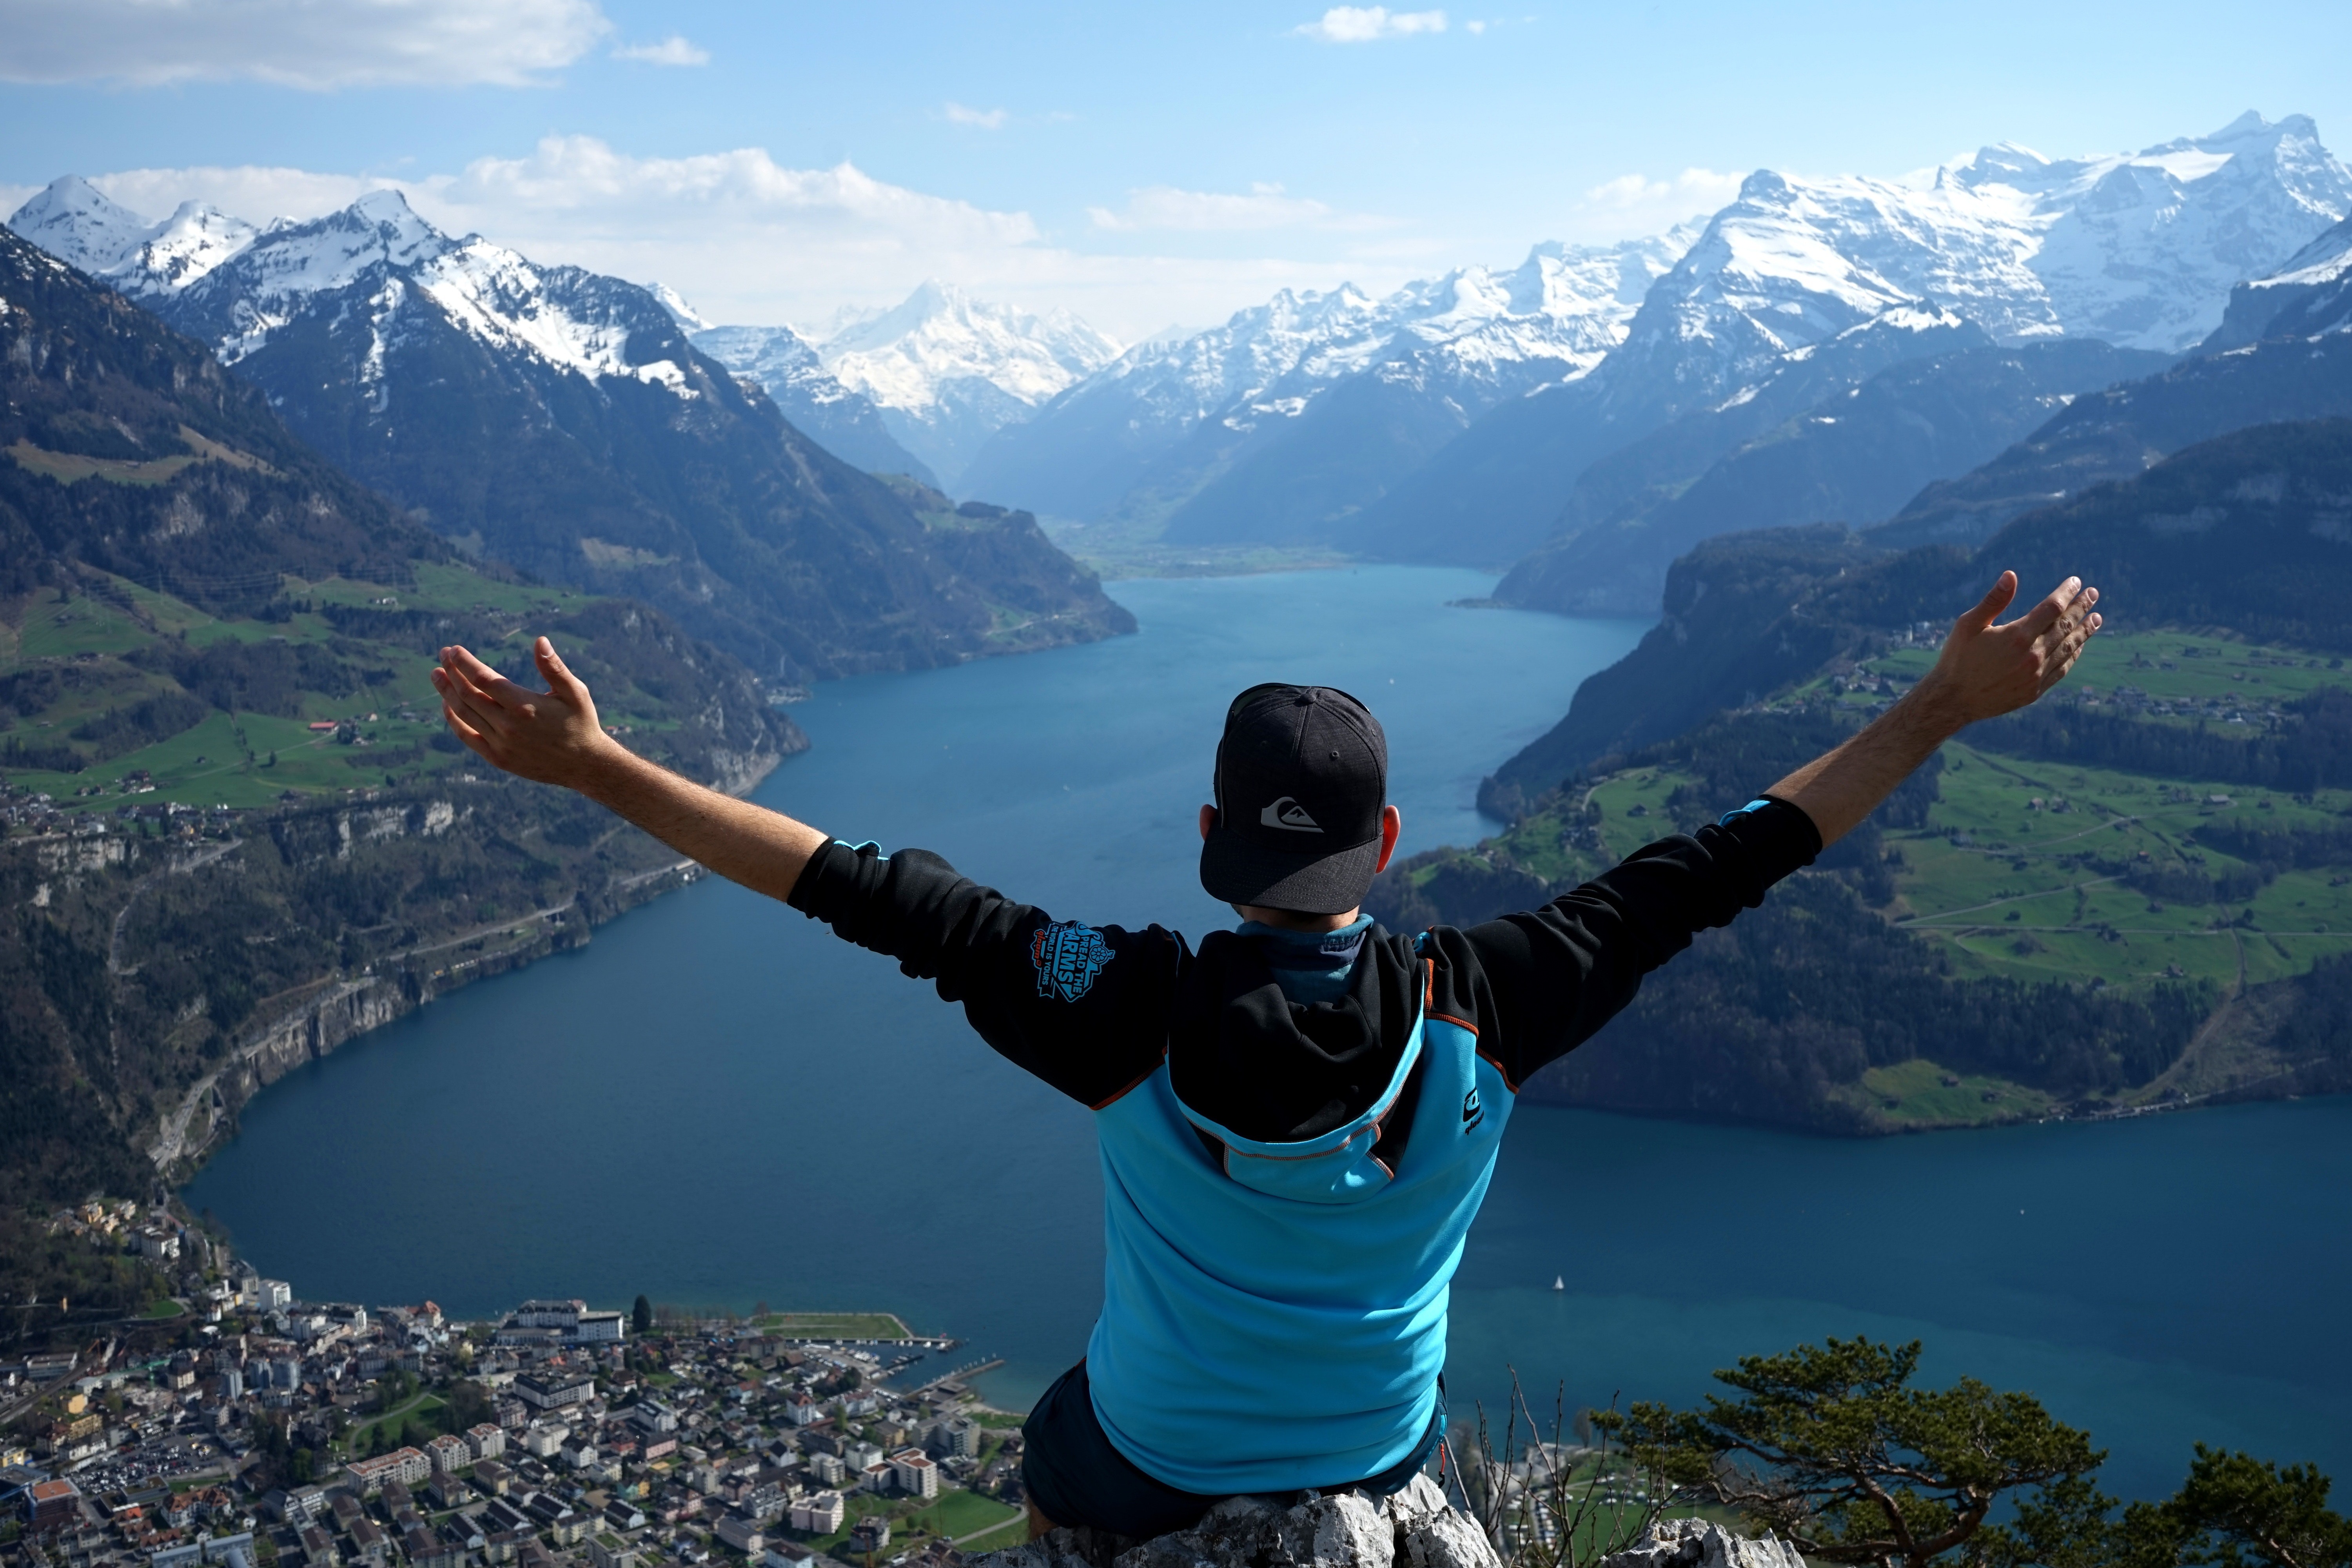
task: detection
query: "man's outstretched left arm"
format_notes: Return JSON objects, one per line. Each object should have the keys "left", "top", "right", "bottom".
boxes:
{"left": 431, "top": 638, "right": 828, "bottom": 903}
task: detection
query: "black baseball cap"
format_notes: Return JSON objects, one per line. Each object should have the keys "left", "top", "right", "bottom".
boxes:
{"left": 1200, "top": 683, "right": 1389, "bottom": 916}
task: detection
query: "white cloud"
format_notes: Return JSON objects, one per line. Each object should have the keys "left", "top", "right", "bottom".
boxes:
{"left": 944, "top": 102, "right": 1009, "bottom": 130}
{"left": 1087, "top": 183, "right": 1347, "bottom": 232}
{"left": 1575, "top": 167, "right": 1744, "bottom": 239}
{"left": 1294, "top": 7, "right": 1448, "bottom": 42}
{"left": 612, "top": 35, "right": 707, "bottom": 67}
{"left": 1583, "top": 167, "right": 1746, "bottom": 212}
{"left": 0, "top": 0, "right": 611, "bottom": 89}
{"left": 426, "top": 136, "right": 1040, "bottom": 246}
{"left": 89, "top": 165, "right": 390, "bottom": 224}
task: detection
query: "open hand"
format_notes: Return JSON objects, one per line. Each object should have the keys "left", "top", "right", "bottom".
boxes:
{"left": 431, "top": 638, "right": 619, "bottom": 789}
{"left": 1928, "top": 571, "right": 2102, "bottom": 726}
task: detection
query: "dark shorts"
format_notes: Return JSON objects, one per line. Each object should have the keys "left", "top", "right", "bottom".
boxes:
{"left": 1020, "top": 1361, "right": 1444, "bottom": 1539}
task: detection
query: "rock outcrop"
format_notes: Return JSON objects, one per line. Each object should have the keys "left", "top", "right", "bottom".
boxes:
{"left": 1594, "top": 1519, "right": 1806, "bottom": 1568}
{"left": 973, "top": 1475, "right": 1499, "bottom": 1568}
{"left": 972, "top": 1487, "right": 1809, "bottom": 1568}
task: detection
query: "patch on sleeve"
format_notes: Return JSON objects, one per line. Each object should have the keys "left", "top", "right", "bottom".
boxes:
{"left": 1031, "top": 920, "right": 1114, "bottom": 1003}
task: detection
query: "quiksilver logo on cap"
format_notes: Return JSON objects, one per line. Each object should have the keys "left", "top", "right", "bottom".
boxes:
{"left": 1259, "top": 796, "right": 1322, "bottom": 833}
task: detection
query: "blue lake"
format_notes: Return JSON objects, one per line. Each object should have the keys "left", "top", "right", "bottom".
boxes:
{"left": 184, "top": 567, "right": 2352, "bottom": 1503}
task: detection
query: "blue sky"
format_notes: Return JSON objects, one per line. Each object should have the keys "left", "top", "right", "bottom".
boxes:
{"left": 4, "top": 0, "right": 2350, "bottom": 338}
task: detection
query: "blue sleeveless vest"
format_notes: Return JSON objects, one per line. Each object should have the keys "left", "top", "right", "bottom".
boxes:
{"left": 1082, "top": 937, "right": 1514, "bottom": 1495}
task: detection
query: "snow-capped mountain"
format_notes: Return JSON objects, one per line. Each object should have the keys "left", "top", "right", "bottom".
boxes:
{"left": 959, "top": 229, "right": 1697, "bottom": 536}
{"left": 1876, "top": 222, "right": 2352, "bottom": 551}
{"left": 684, "top": 319, "right": 937, "bottom": 486}
{"left": 1350, "top": 112, "right": 2352, "bottom": 570}
{"left": 811, "top": 281, "right": 1121, "bottom": 488}
{"left": 1610, "top": 113, "right": 2350, "bottom": 396}
{"left": 648, "top": 281, "right": 713, "bottom": 331}
{"left": 5, "top": 178, "right": 1134, "bottom": 680}
{"left": 7, "top": 176, "right": 192, "bottom": 285}
{"left": 8, "top": 175, "right": 272, "bottom": 306}
{"left": 8, "top": 176, "right": 940, "bottom": 487}
{"left": 29, "top": 182, "right": 698, "bottom": 393}
{"left": 2205, "top": 210, "right": 2352, "bottom": 348}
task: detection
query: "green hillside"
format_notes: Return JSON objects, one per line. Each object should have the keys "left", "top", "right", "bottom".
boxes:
{"left": 0, "top": 560, "right": 784, "bottom": 809}
{"left": 1377, "top": 421, "right": 2352, "bottom": 1134}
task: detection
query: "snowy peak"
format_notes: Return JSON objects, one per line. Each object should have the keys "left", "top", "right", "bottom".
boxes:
{"left": 5, "top": 179, "right": 256, "bottom": 298}
{"left": 215, "top": 189, "right": 456, "bottom": 309}
{"left": 1942, "top": 112, "right": 2333, "bottom": 200}
{"left": 695, "top": 323, "right": 836, "bottom": 400}
{"left": 4, "top": 179, "right": 460, "bottom": 308}
{"left": 1622, "top": 109, "right": 2352, "bottom": 405}
{"left": 155, "top": 192, "right": 468, "bottom": 365}
{"left": 7, "top": 176, "right": 160, "bottom": 279}
{"left": 130, "top": 202, "right": 260, "bottom": 294}
{"left": 688, "top": 321, "right": 938, "bottom": 483}
{"left": 648, "top": 281, "right": 713, "bottom": 332}
{"left": 798, "top": 282, "right": 1122, "bottom": 487}
{"left": 1523, "top": 224, "right": 1704, "bottom": 310}
{"left": 9, "top": 176, "right": 704, "bottom": 400}
{"left": 818, "top": 280, "right": 1122, "bottom": 413}
{"left": 1071, "top": 225, "right": 1702, "bottom": 434}
{"left": 414, "top": 243, "right": 696, "bottom": 396}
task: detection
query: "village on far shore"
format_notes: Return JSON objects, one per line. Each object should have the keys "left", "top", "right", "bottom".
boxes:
{"left": 3, "top": 1201, "right": 1027, "bottom": 1568}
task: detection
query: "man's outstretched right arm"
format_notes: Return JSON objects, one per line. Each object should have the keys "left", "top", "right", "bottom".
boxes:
{"left": 432, "top": 639, "right": 828, "bottom": 904}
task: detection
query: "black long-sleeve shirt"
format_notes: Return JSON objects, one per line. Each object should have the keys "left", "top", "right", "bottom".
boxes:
{"left": 785, "top": 798, "right": 1820, "bottom": 1123}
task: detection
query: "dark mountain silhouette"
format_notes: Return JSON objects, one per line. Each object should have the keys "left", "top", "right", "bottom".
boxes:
{"left": 1871, "top": 325, "right": 2352, "bottom": 550}
{"left": 1497, "top": 336, "right": 2166, "bottom": 615}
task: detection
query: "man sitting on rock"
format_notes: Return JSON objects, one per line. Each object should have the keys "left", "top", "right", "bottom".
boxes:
{"left": 433, "top": 570, "right": 2100, "bottom": 1542}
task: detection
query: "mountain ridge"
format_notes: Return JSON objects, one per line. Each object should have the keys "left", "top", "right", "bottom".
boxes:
{"left": 1495, "top": 335, "right": 2175, "bottom": 614}
{"left": 1349, "top": 112, "right": 2352, "bottom": 571}
{"left": 1487, "top": 415, "right": 2352, "bottom": 807}
{"left": 6, "top": 178, "right": 1136, "bottom": 682}
{"left": 957, "top": 231, "right": 1699, "bottom": 556}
